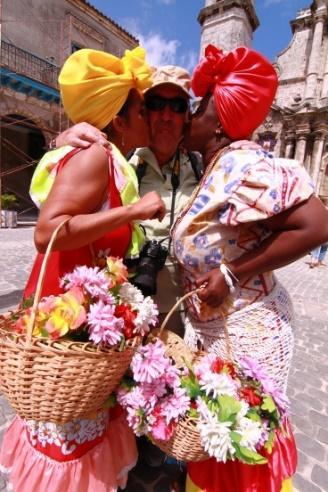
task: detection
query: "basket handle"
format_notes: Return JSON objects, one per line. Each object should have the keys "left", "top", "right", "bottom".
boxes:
{"left": 159, "top": 287, "right": 233, "bottom": 362}
{"left": 26, "top": 218, "right": 70, "bottom": 343}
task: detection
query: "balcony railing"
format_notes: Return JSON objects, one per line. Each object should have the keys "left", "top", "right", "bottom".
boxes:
{"left": 1, "top": 41, "right": 59, "bottom": 89}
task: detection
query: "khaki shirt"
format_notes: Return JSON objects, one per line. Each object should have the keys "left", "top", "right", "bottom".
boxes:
{"left": 129, "top": 147, "right": 200, "bottom": 313}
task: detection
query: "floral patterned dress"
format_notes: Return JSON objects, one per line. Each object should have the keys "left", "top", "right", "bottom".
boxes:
{"left": 172, "top": 148, "right": 314, "bottom": 492}
{"left": 0, "top": 146, "right": 138, "bottom": 492}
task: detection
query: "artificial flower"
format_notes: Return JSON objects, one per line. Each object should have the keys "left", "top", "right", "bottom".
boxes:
{"left": 87, "top": 301, "right": 124, "bottom": 346}
{"left": 131, "top": 340, "right": 169, "bottom": 383}
{"left": 106, "top": 257, "right": 128, "bottom": 287}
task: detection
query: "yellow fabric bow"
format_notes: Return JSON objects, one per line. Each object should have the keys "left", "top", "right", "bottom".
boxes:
{"left": 58, "top": 46, "right": 153, "bottom": 130}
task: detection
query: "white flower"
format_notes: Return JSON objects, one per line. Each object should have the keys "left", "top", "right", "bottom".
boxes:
{"left": 235, "top": 417, "right": 263, "bottom": 451}
{"left": 236, "top": 400, "right": 249, "bottom": 422}
{"left": 134, "top": 296, "right": 159, "bottom": 335}
{"left": 199, "top": 371, "right": 238, "bottom": 398}
{"left": 119, "top": 283, "right": 144, "bottom": 305}
{"left": 197, "top": 401, "right": 235, "bottom": 463}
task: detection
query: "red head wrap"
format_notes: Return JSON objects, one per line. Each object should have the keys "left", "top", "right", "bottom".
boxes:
{"left": 191, "top": 45, "right": 278, "bottom": 139}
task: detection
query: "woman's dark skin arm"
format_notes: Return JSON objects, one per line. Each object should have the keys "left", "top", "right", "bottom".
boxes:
{"left": 196, "top": 195, "right": 328, "bottom": 307}
{"left": 35, "top": 144, "right": 165, "bottom": 252}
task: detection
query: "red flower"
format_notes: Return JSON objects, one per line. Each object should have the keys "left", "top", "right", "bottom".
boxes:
{"left": 239, "top": 387, "right": 262, "bottom": 406}
{"left": 114, "top": 304, "right": 137, "bottom": 339}
{"left": 224, "top": 362, "right": 237, "bottom": 378}
{"left": 211, "top": 358, "right": 225, "bottom": 373}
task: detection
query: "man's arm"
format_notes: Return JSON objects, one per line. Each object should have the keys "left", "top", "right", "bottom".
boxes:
{"left": 54, "top": 122, "right": 109, "bottom": 148}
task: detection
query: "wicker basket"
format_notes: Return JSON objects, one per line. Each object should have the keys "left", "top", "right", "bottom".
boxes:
{"left": 151, "top": 290, "right": 233, "bottom": 462}
{"left": 0, "top": 219, "right": 139, "bottom": 423}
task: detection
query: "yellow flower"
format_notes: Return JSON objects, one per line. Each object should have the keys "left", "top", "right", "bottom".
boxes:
{"left": 44, "top": 289, "right": 87, "bottom": 339}
{"left": 106, "top": 257, "right": 128, "bottom": 287}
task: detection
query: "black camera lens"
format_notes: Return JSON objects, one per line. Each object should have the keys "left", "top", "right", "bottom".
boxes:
{"left": 132, "top": 240, "right": 168, "bottom": 296}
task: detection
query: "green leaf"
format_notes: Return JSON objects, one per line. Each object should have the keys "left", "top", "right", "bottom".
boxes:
{"left": 230, "top": 431, "right": 242, "bottom": 444}
{"left": 264, "top": 430, "right": 276, "bottom": 454}
{"left": 233, "top": 442, "right": 268, "bottom": 465}
{"left": 118, "top": 336, "right": 126, "bottom": 352}
{"left": 102, "top": 393, "right": 117, "bottom": 409}
{"left": 246, "top": 408, "right": 261, "bottom": 422}
{"left": 21, "top": 295, "right": 35, "bottom": 310}
{"left": 181, "top": 376, "right": 202, "bottom": 399}
{"left": 188, "top": 407, "right": 199, "bottom": 419}
{"left": 217, "top": 395, "right": 241, "bottom": 422}
{"left": 261, "top": 395, "right": 276, "bottom": 413}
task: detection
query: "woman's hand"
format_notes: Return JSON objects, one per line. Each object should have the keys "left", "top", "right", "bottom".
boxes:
{"left": 130, "top": 192, "right": 166, "bottom": 222}
{"left": 195, "top": 268, "right": 230, "bottom": 308}
{"left": 56, "top": 122, "right": 109, "bottom": 148}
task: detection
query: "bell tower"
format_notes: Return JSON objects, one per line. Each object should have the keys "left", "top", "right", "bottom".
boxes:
{"left": 198, "top": 0, "right": 259, "bottom": 55}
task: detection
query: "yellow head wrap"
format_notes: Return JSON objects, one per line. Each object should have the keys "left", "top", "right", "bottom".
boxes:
{"left": 58, "top": 46, "right": 153, "bottom": 130}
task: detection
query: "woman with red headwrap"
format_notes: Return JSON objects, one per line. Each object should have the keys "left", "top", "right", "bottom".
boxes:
{"left": 171, "top": 45, "right": 328, "bottom": 492}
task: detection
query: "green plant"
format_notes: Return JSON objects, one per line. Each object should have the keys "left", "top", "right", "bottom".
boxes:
{"left": 1, "top": 193, "right": 18, "bottom": 210}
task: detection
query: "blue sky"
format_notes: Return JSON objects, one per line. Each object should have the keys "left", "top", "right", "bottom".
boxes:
{"left": 89, "top": 0, "right": 310, "bottom": 71}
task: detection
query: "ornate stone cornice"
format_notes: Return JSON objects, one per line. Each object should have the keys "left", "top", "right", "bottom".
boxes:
{"left": 313, "top": 121, "right": 328, "bottom": 137}
{"left": 67, "top": 0, "right": 138, "bottom": 46}
{"left": 70, "top": 14, "right": 106, "bottom": 45}
{"left": 295, "top": 123, "right": 311, "bottom": 136}
{"left": 198, "top": 0, "right": 259, "bottom": 31}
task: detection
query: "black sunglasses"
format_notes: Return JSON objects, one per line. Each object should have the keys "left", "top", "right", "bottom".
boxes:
{"left": 145, "top": 95, "right": 189, "bottom": 114}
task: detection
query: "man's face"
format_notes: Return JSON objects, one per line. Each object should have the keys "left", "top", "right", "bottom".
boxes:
{"left": 145, "top": 84, "right": 189, "bottom": 159}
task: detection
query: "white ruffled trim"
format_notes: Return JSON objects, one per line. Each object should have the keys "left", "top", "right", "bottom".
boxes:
{"left": 0, "top": 464, "right": 12, "bottom": 474}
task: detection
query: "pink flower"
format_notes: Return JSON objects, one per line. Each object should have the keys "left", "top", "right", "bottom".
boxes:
{"left": 131, "top": 340, "right": 170, "bottom": 383}
{"left": 151, "top": 411, "right": 176, "bottom": 441}
{"left": 194, "top": 353, "right": 217, "bottom": 380}
{"left": 158, "top": 388, "right": 190, "bottom": 423}
{"left": 141, "top": 378, "right": 167, "bottom": 399}
{"left": 239, "top": 356, "right": 289, "bottom": 413}
{"left": 87, "top": 301, "right": 124, "bottom": 346}
{"left": 61, "top": 266, "right": 113, "bottom": 303}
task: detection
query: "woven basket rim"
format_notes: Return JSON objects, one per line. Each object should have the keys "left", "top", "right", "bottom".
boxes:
{"left": 0, "top": 325, "right": 140, "bottom": 355}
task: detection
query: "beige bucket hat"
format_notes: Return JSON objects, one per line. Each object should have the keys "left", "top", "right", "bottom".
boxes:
{"left": 146, "top": 65, "right": 191, "bottom": 97}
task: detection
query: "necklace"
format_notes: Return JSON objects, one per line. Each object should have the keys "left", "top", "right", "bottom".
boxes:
{"left": 170, "top": 145, "right": 230, "bottom": 239}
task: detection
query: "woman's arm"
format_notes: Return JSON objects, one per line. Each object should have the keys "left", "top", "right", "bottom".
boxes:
{"left": 195, "top": 195, "right": 328, "bottom": 307}
{"left": 35, "top": 144, "right": 165, "bottom": 252}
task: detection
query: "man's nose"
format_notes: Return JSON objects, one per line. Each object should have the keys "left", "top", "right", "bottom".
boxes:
{"left": 160, "top": 104, "right": 174, "bottom": 121}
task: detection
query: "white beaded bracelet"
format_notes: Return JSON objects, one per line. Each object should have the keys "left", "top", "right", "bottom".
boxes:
{"left": 219, "top": 264, "right": 235, "bottom": 294}
{"left": 224, "top": 264, "right": 239, "bottom": 285}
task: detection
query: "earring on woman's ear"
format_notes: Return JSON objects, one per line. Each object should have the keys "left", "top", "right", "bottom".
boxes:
{"left": 214, "top": 128, "right": 222, "bottom": 139}
{"left": 122, "top": 134, "right": 125, "bottom": 147}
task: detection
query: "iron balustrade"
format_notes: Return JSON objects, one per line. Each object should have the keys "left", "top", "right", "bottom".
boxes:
{"left": 1, "top": 41, "right": 59, "bottom": 89}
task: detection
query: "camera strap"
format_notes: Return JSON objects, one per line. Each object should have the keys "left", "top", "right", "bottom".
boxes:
{"left": 169, "top": 150, "right": 180, "bottom": 229}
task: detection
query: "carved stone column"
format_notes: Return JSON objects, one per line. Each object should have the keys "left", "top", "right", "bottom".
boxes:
{"left": 321, "top": 47, "right": 328, "bottom": 99}
{"left": 310, "top": 125, "right": 328, "bottom": 192}
{"left": 284, "top": 132, "right": 295, "bottom": 159}
{"left": 305, "top": 10, "right": 326, "bottom": 101}
{"left": 294, "top": 124, "right": 310, "bottom": 166}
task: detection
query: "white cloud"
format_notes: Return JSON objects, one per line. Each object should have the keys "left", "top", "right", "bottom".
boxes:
{"left": 138, "top": 32, "right": 179, "bottom": 66}
{"left": 264, "top": 0, "right": 285, "bottom": 5}
{"left": 179, "top": 50, "right": 199, "bottom": 73}
{"left": 158, "top": 0, "right": 176, "bottom": 4}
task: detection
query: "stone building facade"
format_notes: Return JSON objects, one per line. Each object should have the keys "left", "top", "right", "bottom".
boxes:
{"left": 198, "top": 0, "right": 328, "bottom": 203}
{"left": 1, "top": 0, "right": 137, "bottom": 215}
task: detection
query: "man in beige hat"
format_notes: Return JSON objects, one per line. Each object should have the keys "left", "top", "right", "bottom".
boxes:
{"left": 54, "top": 64, "right": 202, "bottom": 335}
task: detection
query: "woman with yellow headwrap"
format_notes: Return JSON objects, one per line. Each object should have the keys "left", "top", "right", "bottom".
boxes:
{"left": 0, "top": 47, "right": 165, "bottom": 492}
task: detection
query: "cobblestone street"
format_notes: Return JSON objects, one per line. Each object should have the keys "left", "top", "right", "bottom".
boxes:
{"left": 0, "top": 226, "right": 327, "bottom": 492}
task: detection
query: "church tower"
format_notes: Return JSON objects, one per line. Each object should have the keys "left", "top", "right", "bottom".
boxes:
{"left": 198, "top": 0, "right": 259, "bottom": 55}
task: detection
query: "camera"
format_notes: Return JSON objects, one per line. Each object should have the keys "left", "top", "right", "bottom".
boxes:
{"left": 132, "top": 240, "right": 168, "bottom": 296}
